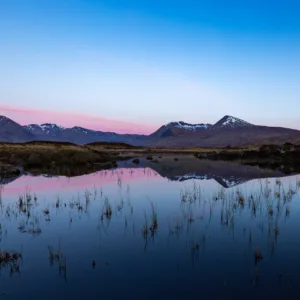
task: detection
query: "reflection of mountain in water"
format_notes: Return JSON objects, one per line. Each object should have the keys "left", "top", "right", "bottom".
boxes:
{"left": 0, "top": 155, "right": 297, "bottom": 189}
{"left": 169, "top": 173, "right": 248, "bottom": 188}
{"left": 119, "top": 155, "right": 291, "bottom": 188}
{"left": 0, "top": 172, "right": 61, "bottom": 185}
{"left": 0, "top": 175, "right": 21, "bottom": 185}
{"left": 0, "top": 166, "right": 108, "bottom": 186}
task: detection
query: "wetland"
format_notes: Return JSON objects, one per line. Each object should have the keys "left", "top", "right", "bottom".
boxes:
{"left": 0, "top": 154, "right": 300, "bottom": 299}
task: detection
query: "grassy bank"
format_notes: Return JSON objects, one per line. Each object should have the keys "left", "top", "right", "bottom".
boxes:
{"left": 0, "top": 141, "right": 133, "bottom": 177}
{"left": 194, "top": 143, "right": 300, "bottom": 173}
{"left": 2, "top": 141, "right": 300, "bottom": 178}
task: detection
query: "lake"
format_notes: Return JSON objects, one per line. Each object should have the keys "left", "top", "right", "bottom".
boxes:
{"left": 1, "top": 157, "right": 300, "bottom": 299}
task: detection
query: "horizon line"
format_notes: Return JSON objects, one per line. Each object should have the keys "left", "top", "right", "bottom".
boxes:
{"left": 1, "top": 105, "right": 299, "bottom": 133}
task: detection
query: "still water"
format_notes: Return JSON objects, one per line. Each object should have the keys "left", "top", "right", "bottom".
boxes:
{"left": 1, "top": 162, "right": 300, "bottom": 299}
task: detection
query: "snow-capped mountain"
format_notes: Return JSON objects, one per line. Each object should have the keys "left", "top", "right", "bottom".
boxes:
{"left": 25, "top": 123, "right": 65, "bottom": 136}
{"left": 40, "top": 123, "right": 65, "bottom": 135}
{"left": 22, "top": 122, "right": 147, "bottom": 145}
{"left": 167, "top": 121, "right": 211, "bottom": 131}
{"left": 71, "top": 126, "right": 96, "bottom": 135}
{"left": 150, "top": 121, "right": 212, "bottom": 138}
{"left": 211, "top": 115, "right": 254, "bottom": 130}
{"left": 147, "top": 115, "right": 300, "bottom": 147}
{"left": 151, "top": 115, "right": 255, "bottom": 139}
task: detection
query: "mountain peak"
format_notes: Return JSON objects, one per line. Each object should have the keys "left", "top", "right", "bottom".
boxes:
{"left": 41, "top": 123, "right": 64, "bottom": 129}
{"left": 212, "top": 115, "right": 253, "bottom": 129}
{"left": 71, "top": 126, "right": 95, "bottom": 134}
{"left": 166, "top": 121, "right": 211, "bottom": 130}
{"left": 23, "top": 123, "right": 65, "bottom": 136}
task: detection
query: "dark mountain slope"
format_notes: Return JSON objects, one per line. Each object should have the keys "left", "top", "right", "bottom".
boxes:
{"left": 0, "top": 116, "right": 34, "bottom": 143}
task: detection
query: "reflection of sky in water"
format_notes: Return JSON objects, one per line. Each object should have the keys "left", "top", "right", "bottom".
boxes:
{"left": 1, "top": 169, "right": 300, "bottom": 299}
{"left": 2, "top": 168, "right": 159, "bottom": 195}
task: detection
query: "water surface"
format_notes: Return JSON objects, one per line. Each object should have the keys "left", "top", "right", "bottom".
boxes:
{"left": 1, "top": 161, "right": 300, "bottom": 299}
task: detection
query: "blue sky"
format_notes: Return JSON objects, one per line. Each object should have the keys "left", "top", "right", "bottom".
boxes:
{"left": 0, "top": 0, "right": 300, "bottom": 132}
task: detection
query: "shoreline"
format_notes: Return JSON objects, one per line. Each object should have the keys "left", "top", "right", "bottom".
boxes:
{"left": 1, "top": 142, "right": 300, "bottom": 178}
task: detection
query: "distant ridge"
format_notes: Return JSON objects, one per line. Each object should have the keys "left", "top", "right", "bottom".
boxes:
{"left": 1, "top": 115, "right": 300, "bottom": 147}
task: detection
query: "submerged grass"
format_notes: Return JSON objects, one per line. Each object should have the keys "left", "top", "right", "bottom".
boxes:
{"left": 0, "top": 171, "right": 299, "bottom": 285}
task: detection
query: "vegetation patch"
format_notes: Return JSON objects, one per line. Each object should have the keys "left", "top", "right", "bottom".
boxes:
{"left": 0, "top": 142, "right": 132, "bottom": 175}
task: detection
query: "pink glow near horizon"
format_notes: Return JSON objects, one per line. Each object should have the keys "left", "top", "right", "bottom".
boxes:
{"left": 0, "top": 105, "right": 158, "bottom": 134}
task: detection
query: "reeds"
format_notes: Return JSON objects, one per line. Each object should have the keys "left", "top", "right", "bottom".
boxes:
{"left": 180, "top": 183, "right": 202, "bottom": 204}
{"left": 149, "top": 201, "right": 158, "bottom": 235}
{"left": 141, "top": 212, "right": 149, "bottom": 238}
{"left": 0, "top": 251, "right": 21, "bottom": 266}
{"left": 0, "top": 251, "right": 22, "bottom": 274}
{"left": 103, "top": 197, "right": 112, "bottom": 219}
{"left": 0, "top": 173, "right": 299, "bottom": 282}
{"left": 141, "top": 202, "right": 158, "bottom": 238}
{"left": 254, "top": 248, "right": 263, "bottom": 263}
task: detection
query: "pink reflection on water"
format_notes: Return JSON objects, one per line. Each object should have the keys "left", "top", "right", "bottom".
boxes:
{"left": 2, "top": 168, "right": 160, "bottom": 195}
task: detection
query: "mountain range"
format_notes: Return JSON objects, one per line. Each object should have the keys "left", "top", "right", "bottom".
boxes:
{"left": 1, "top": 115, "right": 300, "bottom": 147}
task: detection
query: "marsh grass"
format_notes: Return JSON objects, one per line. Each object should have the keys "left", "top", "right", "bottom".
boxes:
{"left": 17, "top": 187, "right": 35, "bottom": 215}
{"left": 93, "top": 185, "right": 97, "bottom": 200}
{"left": 141, "top": 212, "right": 149, "bottom": 238}
{"left": 180, "top": 182, "right": 202, "bottom": 204}
{"left": 116, "top": 197, "right": 124, "bottom": 213}
{"left": 237, "top": 192, "right": 245, "bottom": 206}
{"left": 0, "top": 174, "right": 299, "bottom": 284}
{"left": 254, "top": 248, "right": 263, "bottom": 264}
{"left": 215, "top": 178, "right": 299, "bottom": 256}
{"left": 190, "top": 239, "right": 200, "bottom": 263}
{"left": 55, "top": 194, "right": 62, "bottom": 209}
{"left": 48, "top": 239, "right": 67, "bottom": 280}
{"left": 73, "top": 193, "right": 83, "bottom": 212}
{"left": 117, "top": 175, "right": 122, "bottom": 188}
{"left": 84, "top": 189, "right": 91, "bottom": 203}
{"left": 43, "top": 209, "right": 50, "bottom": 215}
{"left": 285, "top": 205, "right": 290, "bottom": 217}
{"left": 149, "top": 201, "right": 158, "bottom": 235}
{"left": 102, "top": 197, "right": 112, "bottom": 219}
{"left": 168, "top": 217, "right": 182, "bottom": 237}
{"left": 0, "top": 251, "right": 22, "bottom": 275}
{"left": 217, "top": 187, "right": 226, "bottom": 200}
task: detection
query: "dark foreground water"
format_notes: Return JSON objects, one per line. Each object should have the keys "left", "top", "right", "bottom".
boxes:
{"left": 1, "top": 162, "right": 300, "bottom": 299}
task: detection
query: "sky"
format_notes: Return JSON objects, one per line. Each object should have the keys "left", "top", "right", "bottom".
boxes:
{"left": 0, "top": 0, "right": 300, "bottom": 133}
